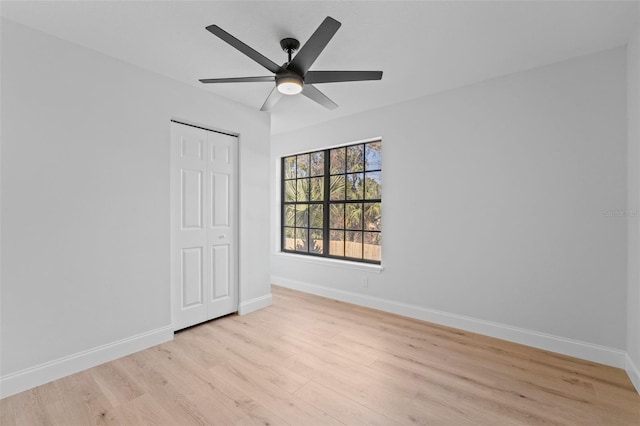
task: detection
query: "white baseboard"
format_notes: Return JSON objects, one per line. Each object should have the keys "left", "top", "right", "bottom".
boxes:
{"left": 626, "top": 353, "right": 640, "bottom": 394}
{"left": 0, "top": 325, "right": 174, "bottom": 399}
{"left": 238, "top": 293, "right": 272, "bottom": 315}
{"left": 272, "top": 276, "right": 627, "bottom": 369}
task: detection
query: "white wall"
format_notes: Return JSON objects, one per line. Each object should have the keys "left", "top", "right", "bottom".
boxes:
{"left": 627, "top": 24, "right": 640, "bottom": 392}
{"left": 272, "top": 47, "right": 628, "bottom": 366}
{"left": 0, "top": 19, "right": 271, "bottom": 396}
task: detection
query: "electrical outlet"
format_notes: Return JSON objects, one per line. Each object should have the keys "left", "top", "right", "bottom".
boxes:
{"left": 362, "top": 276, "right": 369, "bottom": 288}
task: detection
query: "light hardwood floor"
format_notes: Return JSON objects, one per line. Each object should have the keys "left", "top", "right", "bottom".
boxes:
{"left": 2, "top": 285, "right": 639, "bottom": 425}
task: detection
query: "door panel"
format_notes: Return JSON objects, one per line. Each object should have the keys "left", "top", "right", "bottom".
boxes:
{"left": 181, "top": 247, "right": 203, "bottom": 307}
{"left": 181, "top": 169, "right": 203, "bottom": 229}
{"left": 206, "top": 131, "right": 238, "bottom": 318}
{"left": 171, "top": 122, "right": 238, "bottom": 330}
{"left": 181, "top": 135, "right": 203, "bottom": 160}
{"left": 211, "top": 173, "right": 229, "bottom": 227}
{"left": 210, "top": 141, "right": 231, "bottom": 165}
{"left": 211, "top": 244, "right": 230, "bottom": 299}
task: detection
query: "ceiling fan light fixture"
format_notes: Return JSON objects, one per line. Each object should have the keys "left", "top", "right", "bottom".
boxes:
{"left": 276, "top": 76, "right": 303, "bottom": 95}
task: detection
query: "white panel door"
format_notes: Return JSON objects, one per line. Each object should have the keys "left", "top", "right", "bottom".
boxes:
{"left": 171, "top": 122, "right": 238, "bottom": 330}
{"left": 206, "top": 131, "right": 238, "bottom": 318}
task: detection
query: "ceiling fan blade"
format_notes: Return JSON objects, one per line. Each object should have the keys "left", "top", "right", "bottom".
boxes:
{"left": 206, "top": 25, "right": 282, "bottom": 74}
{"left": 260, "top": 86, "right": 283, "bottom": 111}
{"left": 199, "top": 76, "right": 275, "bottom": 84}
{"left": 287, "top": 17, "right": 341, "bottom": 76}
{"left": 301, "top": 84, "right": 338, "bottom": 110}
{"left": 304, "top": 71, "right": 383, "bottom": 84}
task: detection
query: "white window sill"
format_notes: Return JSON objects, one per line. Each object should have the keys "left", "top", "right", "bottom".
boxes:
{"left": 274, "top": 252, "right": 384, "bottom": 273}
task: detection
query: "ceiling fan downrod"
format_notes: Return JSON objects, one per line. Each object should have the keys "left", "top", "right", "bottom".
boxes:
{"left": 280, "top": 38, "right": 300, "bottom": 64}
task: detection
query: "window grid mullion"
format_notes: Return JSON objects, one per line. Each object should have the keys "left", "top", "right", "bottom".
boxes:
{"left": 281, "top": 158, "right": 286, "bottom": 251}
{"left": 362, "top": 146, "right": 366, "bottom": 259}
{"left": 323, "top": 149, "right": 330, "bottom": 258}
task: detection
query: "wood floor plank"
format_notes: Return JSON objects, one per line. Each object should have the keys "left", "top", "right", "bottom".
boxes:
{"left": 101, "top": 393, "right": 179, "bottom": 425}
{"left": 43, "top": 373, "right": 111, "bottom": 425}
{"left": 89, "top": 361, "right": 145, "bottom": 407}
{"left": 199, "top": 367, "right": 291, "bottom": 426}
{"left": 142, "top": 344, "right": 253, "bottom": 425}
{"left": 0, "top": 396, "right": 17, "bottom": 425}
{"left": 2, "top": 285, "right": 639, "bottom": 425}
{"left": 293, "top": 379, "right": 402, "bottom": 426}
{"left": 217, "top": 342, "right": 311, "bottom": 394}
{"left": 10, "top": 388, "right": 56, "bottom": 425}
{"left": 209, "top": 360, "right": 343, "bottom": 426}
{"left": 281, "top": 342, "right": 457, "bottom": 424}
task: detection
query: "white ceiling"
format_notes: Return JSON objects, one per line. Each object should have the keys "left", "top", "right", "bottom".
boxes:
{"left": 2, "top": 1, "right": 639, "bottom": 134}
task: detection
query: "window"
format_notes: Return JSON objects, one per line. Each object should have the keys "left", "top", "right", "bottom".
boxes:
{"left": 281, "top": 140, "right": 382, "bottom": 264}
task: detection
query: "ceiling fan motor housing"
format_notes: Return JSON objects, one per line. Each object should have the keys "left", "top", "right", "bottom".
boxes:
{"left": 276, "top": 71, "right": 304, "bottom": 95}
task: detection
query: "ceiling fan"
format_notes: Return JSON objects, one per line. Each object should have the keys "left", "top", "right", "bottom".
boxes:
{"left": 199, "top": 16, "right": 383, "bottom": 111}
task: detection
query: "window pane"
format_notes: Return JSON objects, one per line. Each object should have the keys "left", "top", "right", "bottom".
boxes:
{"left": 310, "top": 229, "right": 323, "bottom": 254}
{"left": 346, "top": 173, "right": 364, "bottom": 200}
{"left": 364, "top": 171, "right": 382, "bottom": 200}
{"left": 284, "top": 156, "right": 296, "bottom": 178}
{"left": 330, "top": 147, "right": 346, "bottom": 175}
{"left": 329, "top": 230, "right": 344, "bottom": 256}
{"left": 310, "top": 151, "right": 324, "bottom": 176}
{"left": 295, "top": 204, "right": 308, "bottom": 227}
{"left": 364, "top": 232, "right": 381, "bottom": 261}
{"left": 347, "top": 144, "right": 364, "bottom": 172}
{"left": 284, "top": 205, "right": 295, "bottom": 227}
{"left": 309, "top": 204, "right": 323, "bottom": 228}
{"left": 346, "top": 231, "right": 363, "bottom": 259}
{"left": 329, "top": 203, "right": 344, "bottom": 229}
{"left": 364, "top": 202, "right": 381, "bottom": 231}
{"left": 330, "top": 175, "right": 345, "bottom": 200}
{"left": 283, "top": 227, "right": 295, "bottom": 250}
{"left": 310, "top": 177, "right": 324, "bottom": 201}
{"left": 281, "top": 141, "right": 380, "bottom": 264}
{"left": 297, "top": 154, "right": 309, "bottom": 178}
{"left": 284, "top": 180, "right": 296, "bottom": 202}
{"left": 345, "top": 203, "right": 363, "bottom": 230}
{"left": 295, "top": 228, "right": 308, "bottom": 252}
{"left": 296, "top": 178, "right": 309, "bottom": 202}
{"left": 365, "top": 141, "right": 381, "bottom": 170}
